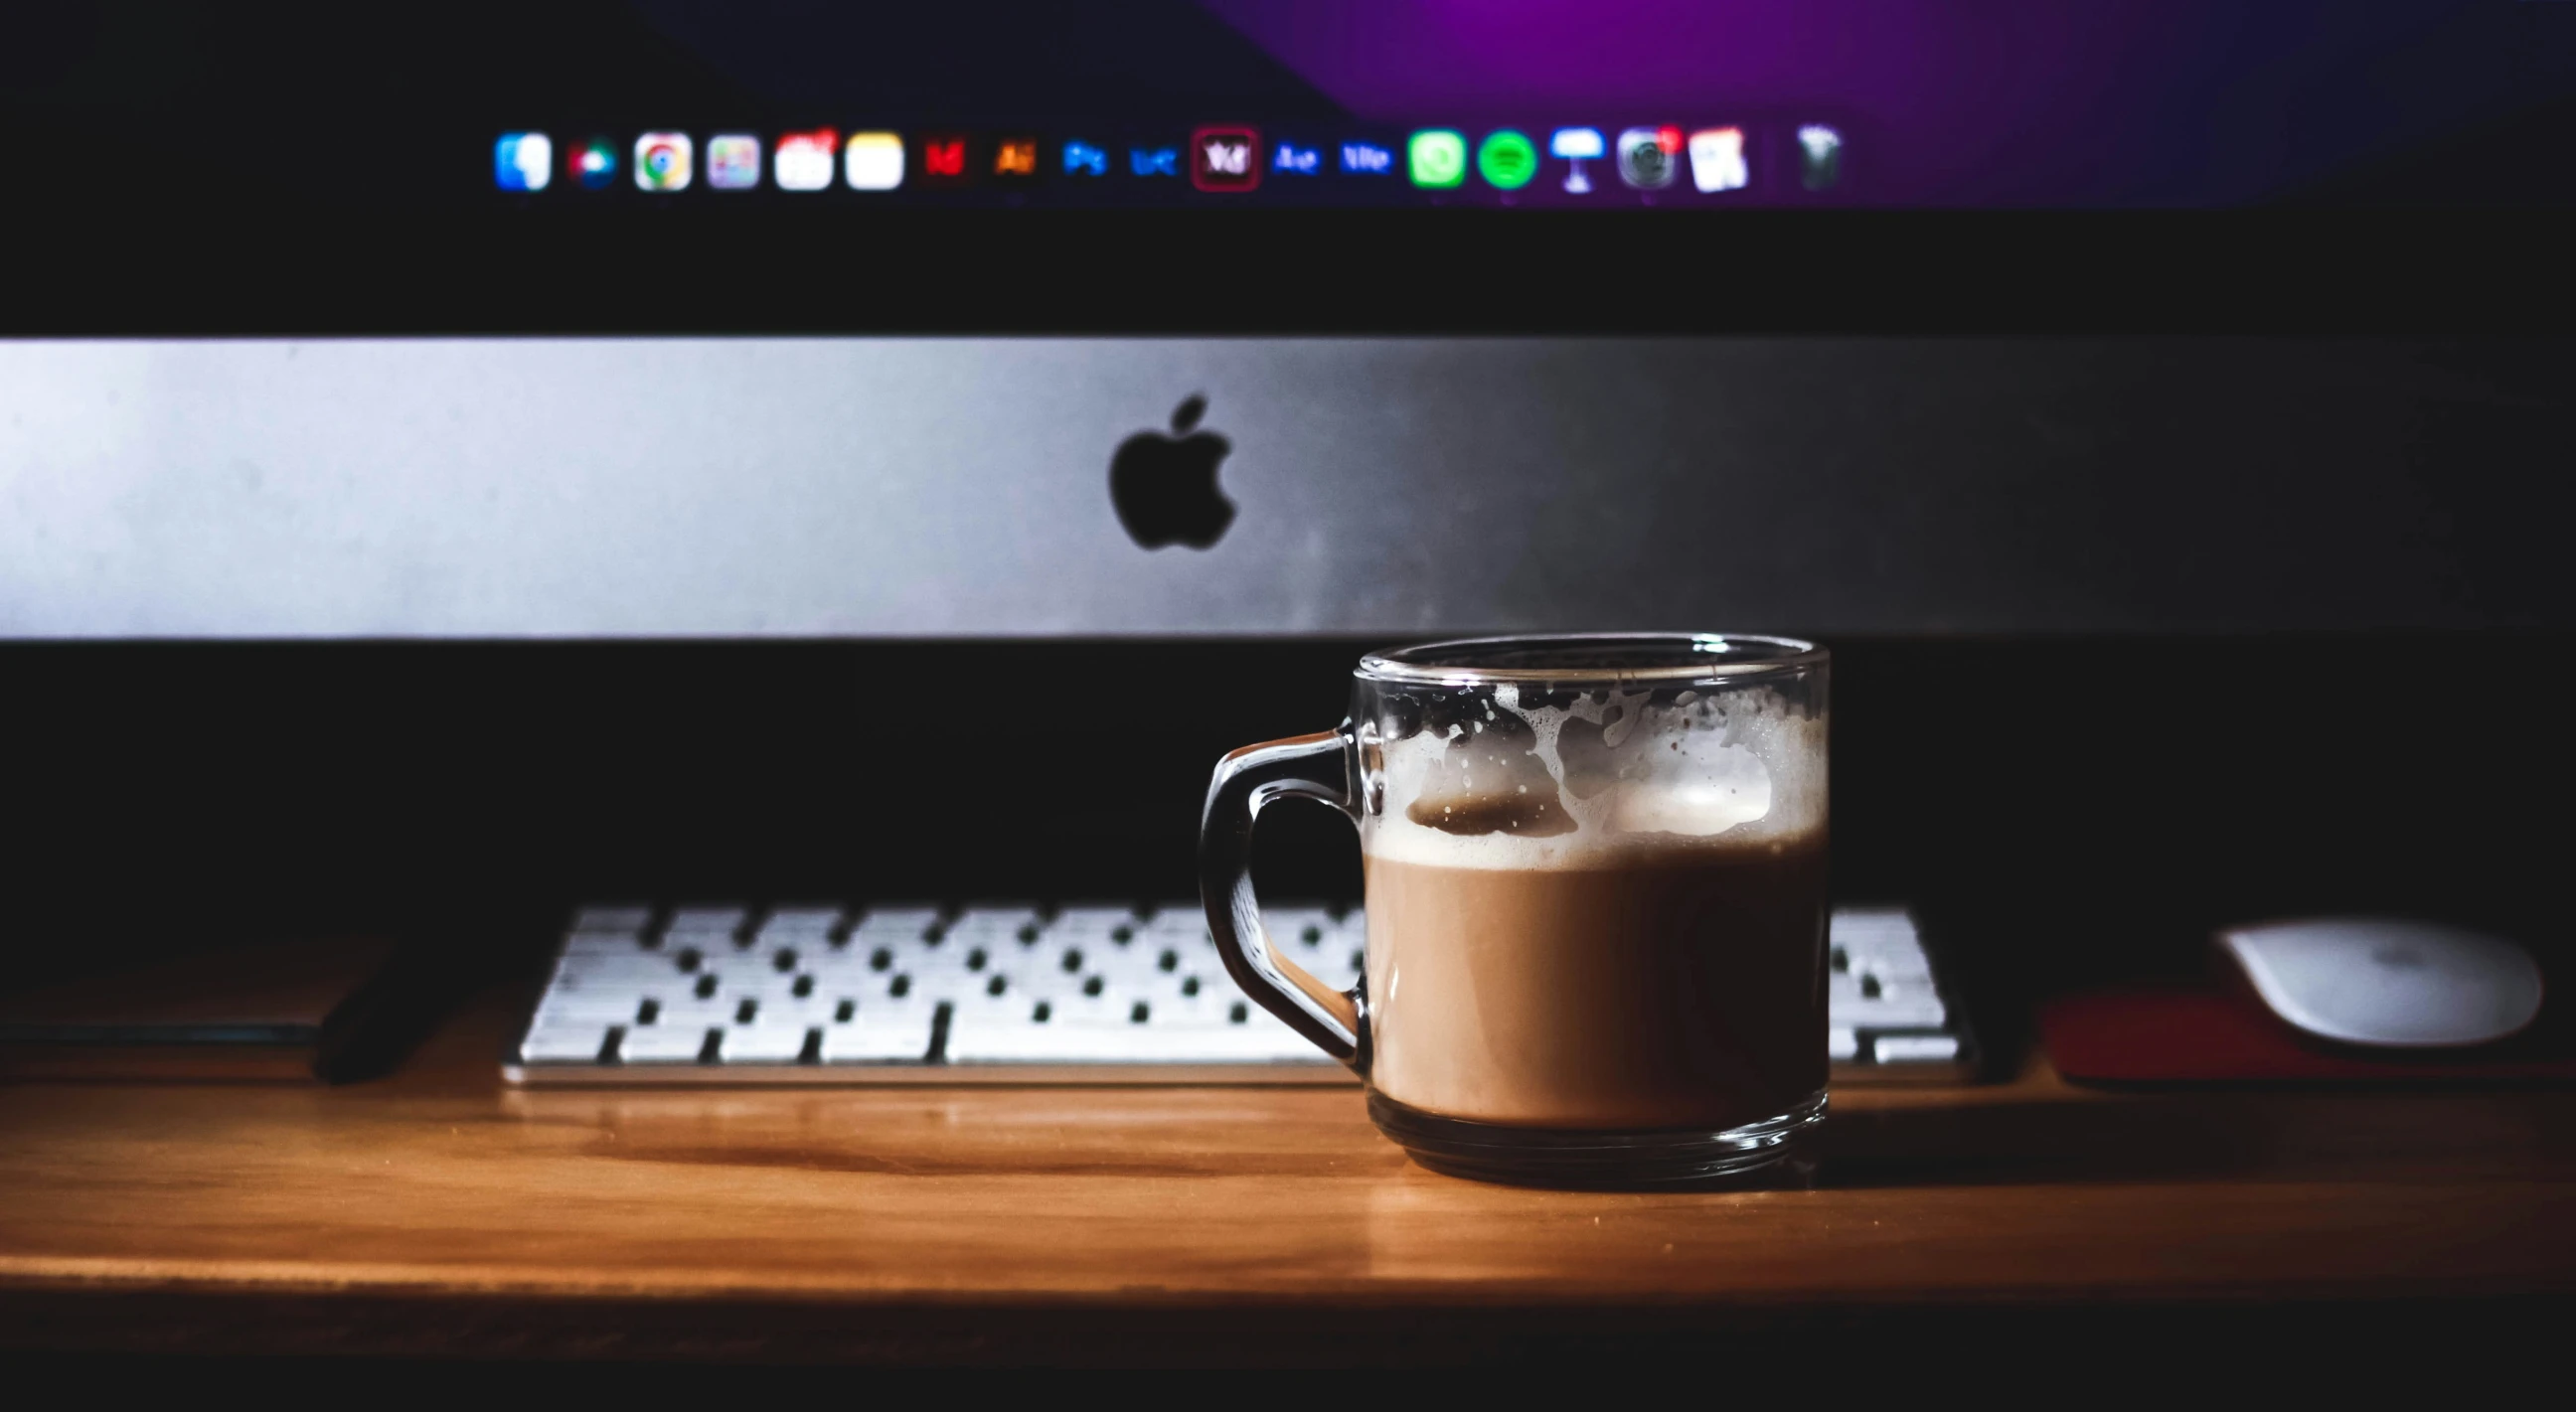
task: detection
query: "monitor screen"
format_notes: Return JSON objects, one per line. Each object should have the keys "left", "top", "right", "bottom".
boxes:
{"left": 5, "top": 6, "right": 2570, "bottom": 640}
{"left": 11, "top": 1, "right": 2576, "bottom": 214}
{"left": 9, "top": 2, "right": 2576, "bottom": 336}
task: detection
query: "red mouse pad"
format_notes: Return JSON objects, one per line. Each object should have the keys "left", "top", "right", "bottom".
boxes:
{"left": 2042, "top": 985, "right": 2576, "bottom": 1085}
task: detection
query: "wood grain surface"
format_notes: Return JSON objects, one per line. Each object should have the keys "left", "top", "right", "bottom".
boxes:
{"left": 3, "top": 985, "right": 2573, "bottom": 1363}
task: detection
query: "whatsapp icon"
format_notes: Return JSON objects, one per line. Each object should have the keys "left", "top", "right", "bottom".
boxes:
{"left": 1476, "top": 130, "right": 1537, "bottom": 190}
{"left": 1407, "top": 129, "right": 1467, "bottom": 189}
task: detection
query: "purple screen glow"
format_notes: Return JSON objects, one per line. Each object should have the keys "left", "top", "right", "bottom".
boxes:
{"left": 1200, "top": 0, "right": 2572, "bottom": 205}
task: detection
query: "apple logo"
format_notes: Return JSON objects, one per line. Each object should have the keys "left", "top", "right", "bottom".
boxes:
{"left": 1109, "top": 393, "right": 1235, "bottom": 549}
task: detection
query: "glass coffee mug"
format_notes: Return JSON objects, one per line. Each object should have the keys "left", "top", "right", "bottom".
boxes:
{"left": 1201, "top": 634, "right": 1830, "bottom": 1186}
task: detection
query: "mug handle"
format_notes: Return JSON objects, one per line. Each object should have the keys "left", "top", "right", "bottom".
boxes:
{"left": 1199, "top": 728, "right": 1368, "bottom": 1073}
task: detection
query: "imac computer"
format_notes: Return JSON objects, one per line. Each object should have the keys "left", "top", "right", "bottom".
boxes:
{"left": 3, "top": 1, "right": 2571, "bottom": 984}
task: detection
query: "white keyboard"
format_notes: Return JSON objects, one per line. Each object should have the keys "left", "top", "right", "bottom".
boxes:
{"left": 507, "top": 902, "right": 1974, "bottom": 1085}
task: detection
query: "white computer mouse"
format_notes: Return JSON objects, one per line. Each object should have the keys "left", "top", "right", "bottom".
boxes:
{"left": 2216, "top": 917, "right": 2545, "bottom": 1048}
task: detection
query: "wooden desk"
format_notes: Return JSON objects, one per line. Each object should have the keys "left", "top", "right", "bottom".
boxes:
{"left": 4, "top": 987, "right": 2573, "bottom": 1365}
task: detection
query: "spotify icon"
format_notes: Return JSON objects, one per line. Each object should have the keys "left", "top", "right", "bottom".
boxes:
{"left": 1477, "top": 129, "right": 1537, "bottom": 190}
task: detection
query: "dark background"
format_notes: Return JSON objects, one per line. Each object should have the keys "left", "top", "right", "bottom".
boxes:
{"left": 8, "top": 633, "right": 2565, "bottom": 1047}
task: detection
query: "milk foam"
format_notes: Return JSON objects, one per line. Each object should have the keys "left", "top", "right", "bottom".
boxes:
{"left": 1362, "top": 684, "right": 1826, "bottom": 869}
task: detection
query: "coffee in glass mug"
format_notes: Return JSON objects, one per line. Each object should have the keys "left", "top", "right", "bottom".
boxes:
{"left": 1200, "top": 634, "right": 1829, "bottom": 1186}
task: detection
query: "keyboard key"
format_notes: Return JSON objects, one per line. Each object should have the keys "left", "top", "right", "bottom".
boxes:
{"left": 818, "top": 996, "right": 937, "bottom": 1063}
{"left": 646, "top": 1001, "right": 732, "bottom": 1037}
{"left": 561, "top": 930, "right": 664, "bottom": 959}
{"left": 758, "top": 906, "right": 847, "bottom": 943}
{"left": 663, "top": 906, "right": 749, "bottom": 947}
{"left": 947, "top": 1018, "right": 1146, "bottom": 1063}
{"left": 1873, "top": 1033, "right": 1962, "bottom": 1064}
{"left": 1145, "top": 982, "right": 1269, "bottom": 1029}
{"left": 948, "top": 998, "right": 1323, "bottom": 1065}
{"left": 1137, "top": 907, "right": 1211, "bottom": 941}
{"left": 1261, "top": 905, "right": 1343, "bottom": 949}
{"left": 545, "top": 953, "right": 667, "bottom": 982}
{"left": 521, "top": 1018, "right": 613, "bottom": 1063}
{"left": 949, "top": 904, "right": 1046, "bottom": 939}
{"left": 1834, "top": 912, "right": 1931, "bottom": 969}
{"left": 1113, "top": 1020, "right": 1329, "bottom": 1064}
{"left": 531, "top": 992, "right": 640, "bottom": 1024}
{"left": 563, "top": 932, "right": 653, "bottom": 961}
{"left": 724, "top": 1023, "right": 814, "bottom": 1064}
{"left": 1053, "top": 904, "right": 1146, "bottom": 935}
{"left": 620, "top": 1022, "right": 721, "bottom": 1063}
{"left": 1831, "top": 973, "right": 1947, "bottom": 1027}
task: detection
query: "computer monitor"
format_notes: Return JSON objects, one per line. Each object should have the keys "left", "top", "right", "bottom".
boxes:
{"left": 5, "top": 1, "right": 2572, "bottom": 637}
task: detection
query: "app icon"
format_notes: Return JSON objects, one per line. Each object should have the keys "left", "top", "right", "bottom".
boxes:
{"left": 571, "top": 137, "right": 617, "bottom": 190}
{"left": 918, "top": 134, "right": 972, "bottom": 186}
{"left": 1407, "top": 129, "right": 1466, "bottom": 189}
{"left": 1615, "top": 126, "right": 1681, "bottom": 190}
{"left": 992, "top": 136, "right": 1041, "bottom": 182}
{"left": 773, "top": 129, "right": 836, "bottom": 191}
{"left": 1476, "top": 130, "right": 1537, "bottom": 190}
{"left": 634, "top": 132, "right": 693, "bottom": 191}
{"left": 1062, "top": 140, "right": 1108, "bottom": 178}
{"left": 707, "top": 133, "right": 761, "bottom": 190}
{"left": 1688, "top": 127, "right": 1747, "bottom": 193}
{"left": 845, "top": 131, "right": 904, "bottom": 190}
{"left": 1130, "top": 144, "right": 1181, "bottom": 178}
{"left": 1340, "top": 140, "right": 1393, "bottom": 175}
{"left": 1273, "top": 140, "right": 1321, "bottom": 176}
{"left": 1548, "top": 127, "right": 1604, "bottom": 193}
{"left": 494, "top": 132, "right": 551, "bottom": 192}
{"left": 1192, "top": 126, "right": 1260, "bottom": 192}
{"left": 1798, "top": 124, "right": 1843, "bottom": 191}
